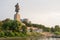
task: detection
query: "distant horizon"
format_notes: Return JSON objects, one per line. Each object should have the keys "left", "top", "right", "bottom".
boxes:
{"left": 0, "top": 0, "right": 60, "bottom": 27}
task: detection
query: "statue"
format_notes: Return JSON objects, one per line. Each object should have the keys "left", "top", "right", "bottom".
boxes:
{"left": 15, "top": 3, "right": 20, "bottom": 12}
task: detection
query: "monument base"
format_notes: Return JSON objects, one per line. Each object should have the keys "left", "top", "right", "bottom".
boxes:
{"left": 14, "top": 13, "right": 20, "bottom": 22}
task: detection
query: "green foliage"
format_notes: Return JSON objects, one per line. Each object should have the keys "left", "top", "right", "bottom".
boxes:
{"left": 1, "top": 18, "right": 60, "bottom": 37}
{"left": 54, "top": 25, "right": 60, "bottom": 32}
{"left": 43, "top": 27, "right": 51, "bottom": 32}
{"left": 2, "top": 20, "right": 12, "bottom": 30}
{"left": 9, "top": 32, "right": 15, "bottom": 37}
{"left": 32, "top": 24, "right": 45, "bottom": 29}
{"left": 14, "top": 32, "right": 20, "bottom": 37}
{"left": 2, "top": 19, "right": 21, "bottom": 31}
{"left": 51, "top": 27, "right": 55, "bottom": 32}
{"left": 20, "top": 32, "right": 26, "bottom": 37}
{"left": 31, "top": 24, "right": 51, "bottom": 32}
{"left": 11, "top": 20, "right": 21, "bottom": 31}
{"left": 0, "top": 19, "right": 28, "bottom": 37}
{"left": 4, "top": 31, "right": 15, "bottom": 37}
{"left": 54, "top": 31, "right": 60, "bottom": 35}
{"left": 0, "top": 31, "right": 5, "bottom": 37}
{"left": 21, "top": 25, "right": 27, "bottom": 34}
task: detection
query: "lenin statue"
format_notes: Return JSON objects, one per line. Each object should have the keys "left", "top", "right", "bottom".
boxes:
{"left": 15, "top": 3, "right": 20, "bottom": 12}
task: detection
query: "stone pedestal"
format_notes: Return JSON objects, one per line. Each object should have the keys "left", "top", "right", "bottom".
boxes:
{"left": 14, "top": 12, "right": 20, "bottom": 21}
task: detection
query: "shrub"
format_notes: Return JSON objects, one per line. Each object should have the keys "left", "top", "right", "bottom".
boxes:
{"left": 5, "top": 31, "right": 15, "bottom": 37}
{"left": 0, "top": 31, "right": 5, "bottom": 37}
{"left": 20, "top": 32, "right": 26, "bottom": 37}
{"left": 54, "top": 31, "right": 60, "bottom": 35}
{"left": 9, "top": 32, "right": 15, "bottom": 37}
{"left": 14, "top": 32, "right": 20, "bottom": 37}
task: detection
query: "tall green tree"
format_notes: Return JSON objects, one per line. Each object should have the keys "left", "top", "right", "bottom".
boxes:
{"left": 54, "top": 25, "right": 60, "bottom": 32}
{"left": 51, "top": 27, "right": 55, "bottom": 32}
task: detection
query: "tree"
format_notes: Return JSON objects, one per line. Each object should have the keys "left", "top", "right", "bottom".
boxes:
{"left": 54, "top": 25, "right": 60, "bottom": 32}
{"left": 51, "top": 27, "right": 55, "bottom": 32}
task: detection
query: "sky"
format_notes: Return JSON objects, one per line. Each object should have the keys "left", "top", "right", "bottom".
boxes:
{"left": 0, "top": 0, "right": 60, "bottom": 27}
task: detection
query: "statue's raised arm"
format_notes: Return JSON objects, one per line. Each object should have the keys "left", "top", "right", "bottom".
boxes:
{"left": 15, "top": 3, "right": 20, "bottom": 12}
